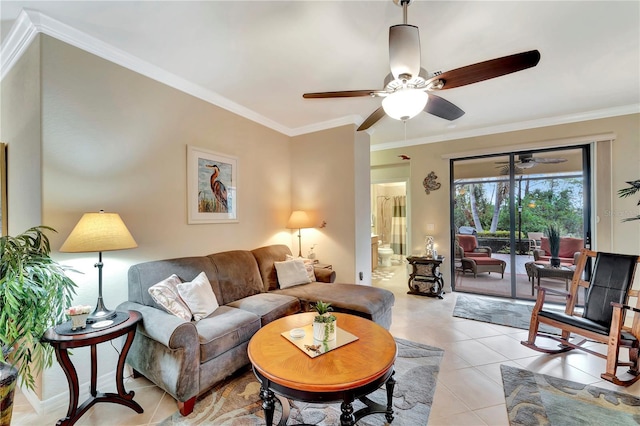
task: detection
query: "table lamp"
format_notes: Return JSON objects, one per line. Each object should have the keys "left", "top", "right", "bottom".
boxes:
{"left": 60, "top": 210, "right": 137, "bottom": 323}
{"left": 286, "top": 210, "right": 315, "bottom": 257}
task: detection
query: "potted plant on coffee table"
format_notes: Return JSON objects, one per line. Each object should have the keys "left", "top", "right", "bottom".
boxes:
{"left": 312, "top": 301, "right": 337, "bottom": 342}
{"left": 546, "top": 224, "right": 561, "bottom": 267}
{"left": 0, "top": 226, "right": 76, "bottom": 424}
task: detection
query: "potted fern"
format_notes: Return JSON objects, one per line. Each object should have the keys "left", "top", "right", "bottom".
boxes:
{"left": 546, "top": 224, "right": 561, "bottom": 267}
{"left": 0, "top": 226, "right": 76, "bottom": 424}
{"left": 312, "top": 301, "right": 337, "bottom": 342}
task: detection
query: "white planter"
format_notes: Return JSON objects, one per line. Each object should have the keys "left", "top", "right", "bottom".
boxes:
{"left": 313, "top": 318, "right": 337, "bottom": 341}
{"left": 69, "top": 313, "right": 89, "bottom": 330}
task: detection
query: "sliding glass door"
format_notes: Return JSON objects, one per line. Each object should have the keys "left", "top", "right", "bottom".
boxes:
{"left": 450, "top": 146, "right": 590, "bottom": 301}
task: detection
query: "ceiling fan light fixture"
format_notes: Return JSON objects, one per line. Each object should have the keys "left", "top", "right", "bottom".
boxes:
{"left": 382, "top": 89, "right": 428, "bottom": 121}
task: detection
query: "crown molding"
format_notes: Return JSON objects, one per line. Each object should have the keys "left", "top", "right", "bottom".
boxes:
{"left": 288, "top": 114, "right": 362, "bottom": 137}
{"left": 0, "top": 9, "right": 293, "bottom": 136}
{"left": 370, "top": 104, "right": 640, "bottom": 152}
{"left": 2, "top": 10, "right": 638, "bottom": 146}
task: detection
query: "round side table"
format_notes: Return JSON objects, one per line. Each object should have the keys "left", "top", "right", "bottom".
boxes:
{"left": 42, "top": 310, "right": 143, "bottom": 426}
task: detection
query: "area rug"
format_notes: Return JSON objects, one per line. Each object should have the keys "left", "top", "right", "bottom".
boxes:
{"left": 452, "top": 293, "right": 562, "bottom": 334}
{"left": 501, "top": 365, "right": 640, "bottom": 425}
{"left": 160, "top": 338, "right": 443, "bottom": 425}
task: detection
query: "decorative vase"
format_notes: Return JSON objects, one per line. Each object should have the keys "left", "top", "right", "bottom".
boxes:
{"left": 550, "top": 257, "right": 561, "bottom": 268}
{"left": 69, "top": 313, "right": 89, "bottom": 331}
{"left": 313, "top": 317, "right": 337, "bottom": 342}
{"left": 0, "top": 361, "right": 18, "bottom": 426}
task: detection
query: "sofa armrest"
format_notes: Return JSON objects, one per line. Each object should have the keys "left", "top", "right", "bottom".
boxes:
{"left": 117, "top": 301, "right": 198, "bottom": 349}
{"left": 116, "top": 301, "right": 200, "bottom": 402}
{"left": 573, "top": 251, "right": 580, "bottom": 265}
{"left": 314, "top": 267, "right": 336, "bottom": 283}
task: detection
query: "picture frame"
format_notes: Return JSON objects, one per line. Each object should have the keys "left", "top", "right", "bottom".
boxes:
{"left": 187, "top": 145, "right": 238, "bottom": 224}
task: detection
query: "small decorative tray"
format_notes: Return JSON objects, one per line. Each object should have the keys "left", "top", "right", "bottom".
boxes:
{"left": 281, "top": 324, "right": 358, "bottom": 358}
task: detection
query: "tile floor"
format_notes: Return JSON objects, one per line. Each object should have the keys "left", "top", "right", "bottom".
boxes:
{"left": 11, "top": 263, "right": 640, "bottom": 425}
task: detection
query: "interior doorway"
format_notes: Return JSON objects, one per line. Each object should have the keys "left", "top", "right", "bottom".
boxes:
{"left": 371, "top": 181, "right": 408, "bottom": 268}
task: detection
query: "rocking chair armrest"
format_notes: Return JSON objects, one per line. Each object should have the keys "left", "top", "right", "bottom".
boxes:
{"left": 611, "top": 301, "right": 640, "bottom": 314}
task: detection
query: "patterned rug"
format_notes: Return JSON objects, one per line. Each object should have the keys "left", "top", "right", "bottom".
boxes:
{"left": 501, "top": 365, "right": 640, "bottom": 425}
{"left": 160, "top": 338, "right": 442, "bottom": 425}
{"left": 452, "top": 293, "right": 563, "bottom": 334}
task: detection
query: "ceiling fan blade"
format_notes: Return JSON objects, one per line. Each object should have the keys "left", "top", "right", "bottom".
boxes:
{"left": 303, "top": 90, "right": 380, "bottom": 99}
{"left": 389, "top": 24, "right": 421, "bottom": 80}
{"left": 427, "top": 50, "right": 541, "bottom": 90}
{"left": 424, "top": 93, "right": 465, "bottom": 121}
{"left": 357, "top": 107, "right": 386, "bottom": 131}
{"left": 532, "top": 158, "right": 567, "bottom": 164}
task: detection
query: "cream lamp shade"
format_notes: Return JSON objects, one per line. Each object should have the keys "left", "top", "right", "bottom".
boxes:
{"left": 60, "top": 211, "right": 137, "bottom": 252}
{"left": 286, "top": 210, "right": 315, "bottom": 230}
{"left": 60, "top": 210, "right": 137, "bottom": 323}
{"left": 286, "top": 210, "right": 315, "bottom": 257}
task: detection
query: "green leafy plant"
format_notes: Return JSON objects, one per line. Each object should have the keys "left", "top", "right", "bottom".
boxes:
{"left": 0, "top": 226, "right": 77, "bottom": 390}
{"left": 546, "top": 224, "right": 561, "bottom": 258}
{"left": 312, "top": 301, "right": 336, "bottom": 341}
{"left": 618, "top": 179, "right": 640, "bottom": 222}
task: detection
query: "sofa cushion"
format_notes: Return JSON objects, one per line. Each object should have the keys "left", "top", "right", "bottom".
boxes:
{"left": 128, "top": 257, "right": 222, "bottom": 309}
{"left": 540, "top": 237, "right": 584, "bottom": 259}
{"left": 207, "top": 250, "right": 265, "bottom": 305}
{"left": 195, "top": 306, "right": 261, "bottom": 364}
{"left": 226, "top": 293, "right": 301, "bottom": 326}
{"left": 252, "top": 244, "right": 292, "bottom": 291}
{"left": 148, "top": 274, "right": 192, "bottom": 321}
{"left": 273, "top": 282, "right": 395, "bottom": 325}
{"left": 286, "top": 254, "right": 316, "bottom": 281}
{"left": 274, "top": 258, "right": 312, "bottom": 288}
{"left": 177, "top": 271, "right": 220, "bottom": 321}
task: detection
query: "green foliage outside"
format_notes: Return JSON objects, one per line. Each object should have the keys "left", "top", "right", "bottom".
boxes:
{"left": 454, "top": 178, "right": 584, "bottom": 237}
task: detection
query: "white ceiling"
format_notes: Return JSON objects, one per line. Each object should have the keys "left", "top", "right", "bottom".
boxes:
{"left": 1, "top": 1, "right": 639, "bottom": 149}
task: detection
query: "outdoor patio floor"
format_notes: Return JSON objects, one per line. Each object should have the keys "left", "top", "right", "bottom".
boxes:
{"left": 453, "top": 253, "right": 585, "bottom": 305}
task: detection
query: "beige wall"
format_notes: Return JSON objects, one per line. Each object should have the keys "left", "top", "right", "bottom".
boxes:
{"left": 371, "top": 114, "right": 640, "bottom": 290}
{"left": 290, "top": 125, "right": 371, "bottom": 283}
{"left": 1, "top": 35, "right": 367, "bottom": 409}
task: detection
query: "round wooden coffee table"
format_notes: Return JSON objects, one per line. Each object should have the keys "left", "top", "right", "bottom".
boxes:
{"left": 247, "top": 312, "right": 397, "bottom": 426}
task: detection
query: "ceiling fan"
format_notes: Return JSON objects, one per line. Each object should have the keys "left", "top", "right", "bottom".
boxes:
{"left": 495, "top": 153, "right": 567, "bottom": 175}
{"left": 302, "top": 0, "right": 541, "bottom": 131}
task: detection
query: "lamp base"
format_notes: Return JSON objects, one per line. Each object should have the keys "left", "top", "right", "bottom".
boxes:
{"left": 86, "top": 296, "right": 117, "bottom": 323}
{"left": 87, "top": 309, "right": 117, "bottom": 324}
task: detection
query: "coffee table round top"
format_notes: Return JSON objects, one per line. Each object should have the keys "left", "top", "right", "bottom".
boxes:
{"left": 248, "top": 312, "right": 396, "bottom": 394}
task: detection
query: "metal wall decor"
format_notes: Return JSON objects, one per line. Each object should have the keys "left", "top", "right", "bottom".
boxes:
{"left": 423, "top": 171, "right": 441, "bottom": 194}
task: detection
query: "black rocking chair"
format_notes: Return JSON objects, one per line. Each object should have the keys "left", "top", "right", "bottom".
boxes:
{"left": 521, "top": 248, "right": 640, "bottom": 386}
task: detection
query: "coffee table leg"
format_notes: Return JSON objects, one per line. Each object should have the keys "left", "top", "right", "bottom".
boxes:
{"left": 385, "top": 371, "right": 396, "bottom": 423}
{"left": 340, "top": 397, "right": 355, "bottom": 426}
{"left": 259, "top": 380, "right": 276, "bottom": 426}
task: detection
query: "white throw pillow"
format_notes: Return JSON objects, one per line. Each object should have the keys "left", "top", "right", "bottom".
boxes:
{"left": 275, "top": 258, "right": 312, "bottom": 289}
{"left": 177, "top": 271, "right": 219, "bottom": 321}
{"left": 148, "top": 274, "right": 193, "bottom": 321}
{"left": 286, "top": 254, "right": 316, "bottom": 282}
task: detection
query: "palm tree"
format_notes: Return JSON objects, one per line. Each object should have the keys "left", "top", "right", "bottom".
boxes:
{"left": 618, "top": 180, "right": 640, "bottom": 222}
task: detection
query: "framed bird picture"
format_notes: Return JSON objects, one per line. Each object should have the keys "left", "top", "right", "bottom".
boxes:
{"left": 187, "top": 145, "right": 238, "bottom": 224}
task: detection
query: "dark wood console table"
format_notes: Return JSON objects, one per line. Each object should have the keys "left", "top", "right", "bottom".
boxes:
{"left": 42, "top": 310, "right": 143, "bottom": 425}
{"left": 406, "top": 256, "right": 445, "bottom": 299}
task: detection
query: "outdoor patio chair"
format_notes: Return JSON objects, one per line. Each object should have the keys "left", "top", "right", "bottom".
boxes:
{"left": 521, "top": 248, "right": 640, "bottom": 386}
{"left": 527, "top": 232, "right": 543, "bottom": 255}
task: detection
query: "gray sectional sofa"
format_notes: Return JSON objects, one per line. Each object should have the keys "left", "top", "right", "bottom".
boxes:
{"left": 116, "top": 244, "right": 395, "bottom": 415}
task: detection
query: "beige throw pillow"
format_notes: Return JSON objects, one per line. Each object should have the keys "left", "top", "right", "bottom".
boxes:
{"left": 148, "top": 274, "right": 193, "bottom": 321}
{"left": 177, "top": 271, "right": 219, "bottom": 321}
{"left": 285, "top": 254, "right": 316, "bottom": 282}
{"left": 275, "top": 258, "right": 312, "bottom": 289}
